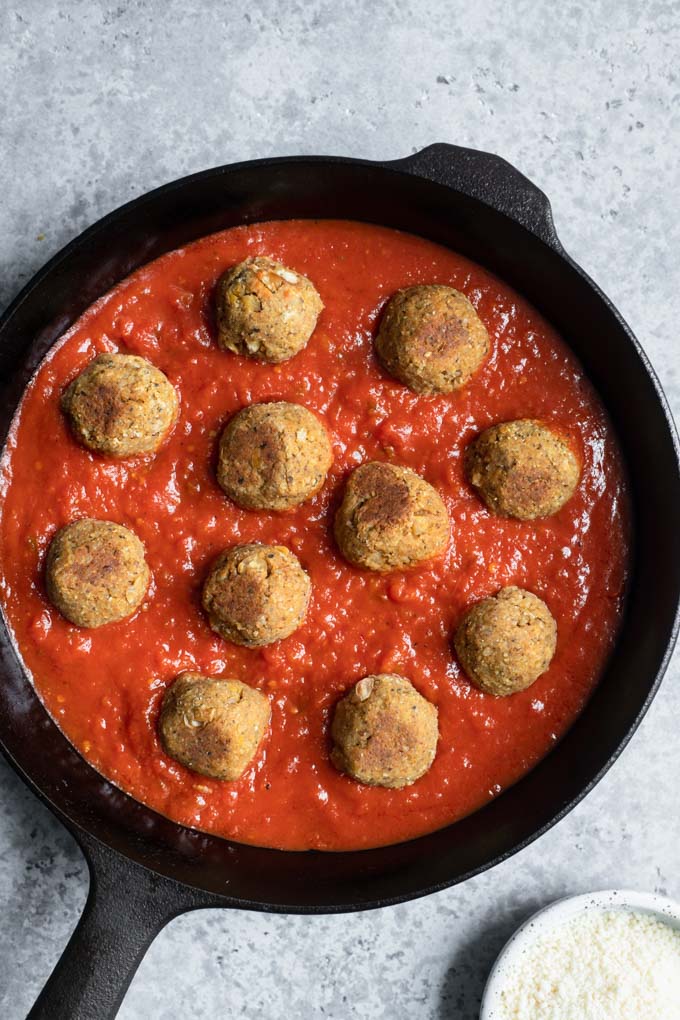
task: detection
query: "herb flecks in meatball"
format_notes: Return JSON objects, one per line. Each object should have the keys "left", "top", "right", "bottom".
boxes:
{"left": 334, "top": 461, "right": 449, "bottom": 572}
{"left": 331, "top": 673, "right": 439, "bottom": 788}
{"left": 215, "top": 256, "right": 323, "bottom": 363}
{"left": 217, "top": 401, "right": 333, "bottom": 511}
{"left": 159, "top": 672, "right": 270, "bottom": 781}
{"left": 454, "top": 586, "right": 557, "bottom": 696}
{"left": 202, "top": 543, "right": 311, "bottom": 647}
{"left": 61, "top": 353, "right": 178, "bottom": 457}
{"left": 46, "top": 518, "right": 150, "bottom": 628}
{"left": 465, "top": 419, "right": 580, "bottom": 520}
{"left": 375, "top": 284, "right": 489, "bottom": 394}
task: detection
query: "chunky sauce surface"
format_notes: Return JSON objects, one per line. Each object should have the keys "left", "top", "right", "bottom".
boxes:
{"left": 0, "top": 220, "right": 629, "bottom": 850}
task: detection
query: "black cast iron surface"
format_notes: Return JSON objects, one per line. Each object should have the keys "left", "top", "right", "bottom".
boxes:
{"left": 0, "top": 145, "right": 678, "bottom": 1019}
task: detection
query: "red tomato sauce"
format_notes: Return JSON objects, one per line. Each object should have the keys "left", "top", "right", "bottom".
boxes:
{"left": 0, "top": 220, "right": 630, "bottom": 850}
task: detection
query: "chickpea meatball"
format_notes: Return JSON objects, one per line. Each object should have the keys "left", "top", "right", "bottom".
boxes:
{"left": 215, "top": 256, "right": 323, "bottom": 363}
{"left": 375, "top": 284, "right": 489, "bottom": 394}
{"left": 202, "top": 544, "right": 310, "bottom": 647}
{"left": 46, "top": 519, "right": 150, "bottom": 628}
{"left": 465, "top": 419, "right": 580, "bottom": 520}
{"left": 159, "top": 672, "right": 270, "bottom": 781}
{"left": 454, "top": 586, "right": 557, "bottom": 697}
{"left": 61, "top": 353, "right": 179, "bottom": 457}
{"left": 331, "top": 674, "right": 439, "bottom": 788}
{"left": 334, "top": 461, "right": 449, "bottom": 572}
{"left": 217, "top": 401, "right": 333, "bottom": 511}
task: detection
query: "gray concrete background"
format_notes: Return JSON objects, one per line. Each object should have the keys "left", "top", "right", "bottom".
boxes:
{"left": 1, "top": 1, "right": 679, "bottom": 1017}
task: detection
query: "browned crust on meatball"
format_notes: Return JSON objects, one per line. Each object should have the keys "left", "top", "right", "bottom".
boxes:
{"left": 454, "top": 586, "right": 557, "bottom": 697}
{"left": 159, "top": 671, "right": 270, "bottom": 781}
{"left": 465, "top": 419, "right": 580, "bottom": 520}
{"left": 334, "top": 461, "right": 449, "bottom": 572}
{"left": 61, "top": 353, "right": 179, "bottom": 457}
{"left": 217, "top": 401, "right": 333, "bottom": 510}
{"left": 375, "top": 285, "right": 490, "bottom": 394}
{"left": 356, "top": 467, "right": 411, "bottom": 528}
{"left": 330, "top": 674, "right": 439, "bottom": 788}
{"left": 46, "top": 518, "right": 151, "bottom": 628}
{"left": 201, "top": 543, "right": 311, "bottom": 647}
{"left": 215, "top": 256, "right": 323, "bottom": 363}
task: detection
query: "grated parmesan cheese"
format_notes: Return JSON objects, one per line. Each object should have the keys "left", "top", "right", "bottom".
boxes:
{"left": 498, "top": 908, "right": 680, "bottom": 1020}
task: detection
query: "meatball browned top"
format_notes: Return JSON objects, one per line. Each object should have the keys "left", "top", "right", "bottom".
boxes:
{"left": 215, "top": 256, "right": 323, "bottom": 363}
{"left": 465, "top": 419, "right": 580, "bottom": 520}
{"left": 375, "top": 284, "right": 489, "bottom": 394}
{"left": 61, "top": 353, "right": 179, "bottom": 457}
{"left": 217, "top": 401, "right": 333, "bottom": 511}
{"left": 331, "top": 674, "right": 439, "bottom": 788}
{"left": 46, "top": 518, "right": 150, "bottom": 628}
{"left": 159, "top": 672, "right": 270, "bottom": 781}
{"left": 202, "top": 543, "right": 311, "bottom": 647}
{"left": 454, "top": 586, "right": 557, "bottom": 697}
{"left": 334, "top": 461, "right": 449, "bottom": 572}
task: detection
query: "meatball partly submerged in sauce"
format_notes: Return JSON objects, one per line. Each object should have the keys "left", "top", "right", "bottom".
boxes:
{"left": 331, "top": 674, "right": 439, "bottom": 788}
{"left": 454, "top": 586, "right": 557, "bottom": 697}
{"left": 61, "top": 353, "right": 179, "bottom": 457}
{"left": 465, "top": 419, "right": 580, "bottom": 520}
{"left": 334, "top": 461, "right": 449, "bottom": 572}
{"left": 46, "top": 518, "right": 150, "bottom": 628}
{"left": 215, "top": 256, "right": 323, "bottom": 363}
{"left": 375, "top": 284, "right": 490, "bottom": 394}
{"left": 217, "top": 401, "right": 333, "bottom": 511}
{"left": 159, "top": 672, "right": 270, "bottom": 781}
{"left": 202, "top": 543, "right": 311, "bottom": 647}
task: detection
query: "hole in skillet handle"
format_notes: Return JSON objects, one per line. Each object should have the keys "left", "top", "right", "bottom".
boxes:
{"left": 388, "top": 143, "right": 563, "bottom": 252}
{"left": 26, "top": 828, "right": 221, "bottom": 1020}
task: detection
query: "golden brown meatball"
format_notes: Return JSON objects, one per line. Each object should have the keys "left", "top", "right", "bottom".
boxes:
{"left": 61, "top": 353, "right": 179, "bottom": 457}
{"left": 334, "top": 461, "right": 449, "bottom": 572}
{"left": 202, "top": 544, "right": 310, "bottom": 647}
{"left": 215, "top": 256, "right": 323, "bottom": 363}
{"left": 375, "top": 284, "right": 489, "bottom": 394}
{"left": 331, "top": 674, "right": 439, "bottom": 788}
{"left": 454, "top": 586, "right": 557, "bottom": 697}
{"left": 217, "top": 401, "right": 333, "bottom": 511}
{"left": 46, "top": 519, "right": 150, "bottom": 628}
{"left": 465, "top": 419, "right": 580, "bottom": 520}
{"left": 159, "top": 671, "right": 270, "bottom": 781}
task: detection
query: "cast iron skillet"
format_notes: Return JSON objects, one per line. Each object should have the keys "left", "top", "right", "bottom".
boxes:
{"left": 1, "top": 145, "right": 679, "bottom": 1020}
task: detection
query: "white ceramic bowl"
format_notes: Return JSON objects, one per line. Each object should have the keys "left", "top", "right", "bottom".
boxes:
{"left": 480, "top": 888, "right": 680, "bottom": 1019}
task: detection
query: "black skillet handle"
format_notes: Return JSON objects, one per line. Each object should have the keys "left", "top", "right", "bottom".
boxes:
{"left": 27, "top": 831, "right": 213, "bottom": 1020}
{"left": 390, "top": 143, "right": 564, "bottom": 252}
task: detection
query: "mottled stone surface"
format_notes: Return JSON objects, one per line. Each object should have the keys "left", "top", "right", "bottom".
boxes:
{"left": 1, "top": 1, "right": 679, "bottom": 1017}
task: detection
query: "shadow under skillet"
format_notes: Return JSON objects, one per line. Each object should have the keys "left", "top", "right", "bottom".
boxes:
{"left": 436, "top": 894, "right": 548, "bottom": 1020}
